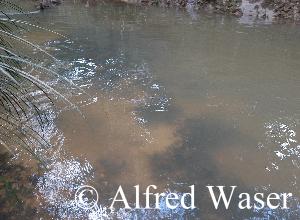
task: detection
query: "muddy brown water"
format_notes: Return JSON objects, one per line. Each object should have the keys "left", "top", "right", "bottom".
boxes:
{"left": 5, "top": 0, "right": 300, "bottom": 219}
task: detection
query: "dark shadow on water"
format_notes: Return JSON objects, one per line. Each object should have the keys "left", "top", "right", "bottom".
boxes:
{"left": 149, "top": 116, "right": 300, "bottom": 220}
{"left": 149, "top": 116, "right": 247, "bottom": 219}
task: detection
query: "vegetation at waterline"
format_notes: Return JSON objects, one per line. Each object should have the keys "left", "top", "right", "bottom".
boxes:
{"left": 0, "top": 0, "right": 80, "bottom": 215}
{"left": 0, "top": 0, "right": 78, "bottom": 161}
{"left": 1, "top": 1, "right": 46, "bottom": 158}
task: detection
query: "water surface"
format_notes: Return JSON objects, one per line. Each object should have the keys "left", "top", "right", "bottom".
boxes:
{"left": 15, "top": 1, "right": 300, "bottom": 219}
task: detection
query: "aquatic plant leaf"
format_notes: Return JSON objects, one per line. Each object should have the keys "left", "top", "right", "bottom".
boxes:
{"left": 0, "top": 2, "right": 85, "bottom": 166}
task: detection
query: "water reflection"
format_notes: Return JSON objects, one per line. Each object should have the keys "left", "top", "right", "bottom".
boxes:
{"left": 258, "top": 118, "right": 300, "bottom": 192}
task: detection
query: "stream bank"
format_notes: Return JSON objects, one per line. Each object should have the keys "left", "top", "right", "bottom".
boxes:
{"left": 119, "top": 0, "right": 300, "bottom": 21}
{"left": 34, "top": 0, "right": 300, "bottom": 21}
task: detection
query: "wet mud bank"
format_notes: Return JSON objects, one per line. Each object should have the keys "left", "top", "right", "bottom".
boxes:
{"left": 0, "top": 152, "right": 38, "bottom": 219}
